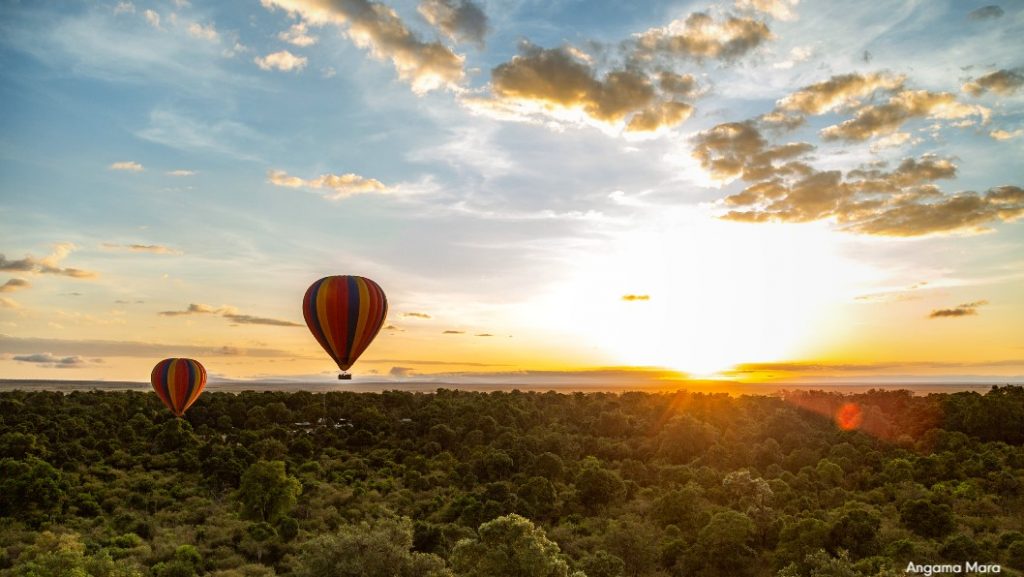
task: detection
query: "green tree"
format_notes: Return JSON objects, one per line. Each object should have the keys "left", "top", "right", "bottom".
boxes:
{"left": 603, "top": 515, "right": 660, "bottom": 577}
{"left": 692, "top": 510, "right": 756, "bottom": 577}
{"left": 0, "top": 432, "right": 41, "bottom": 459}
{"left": 237, "top": 461, "right": 301, "bottom": 522}
{"left": 777, "top": 549, "right": 858, "bottom": 577}
{"left": 518, "top": 476, "right": 558, "bottom": 520}
{"left": 899, "top": 499, "right": 955, "bottom": 539}
{"left": 940, "top": 534, "right": 980, "bottom": 562}
{"left": 12, "top": 531, "right": 88, "bottom": 577}
{"left": 155, "top": 418, "right": 198, "bottom": 454}
{"left": 245, "top": 523, "right": 277, "bottom": 563}
{"left": 575, "top": 457, "right": 626, "bottom": 512}
{"left": 451, "top": 514, "right": 582, "bottom": 577}
{"left": 579, "top": 551, "right": 624, "bottom": 577}
{"left": 827, "top": 509, "right": 880, "bottom": 559}
{"left": 0, "top": 457, "right": 68, "bottom": 524}
{"left": 294, "top": 517, "right": 451, "bottom": 577}
{"left": 152, "top": 545, "right": 202, "bottom": 577}
{"left": 1007, "top": 541, "right": 1024, "bottom": 570}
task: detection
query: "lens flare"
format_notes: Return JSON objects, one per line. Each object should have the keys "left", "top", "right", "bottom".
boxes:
{"left": 835, "top": 402, "right": 863, "bottom": 431}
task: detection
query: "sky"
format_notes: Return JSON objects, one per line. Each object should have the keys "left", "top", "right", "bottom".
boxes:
{"left": 1, "top": 0, "right": 1022, "bottom": 386}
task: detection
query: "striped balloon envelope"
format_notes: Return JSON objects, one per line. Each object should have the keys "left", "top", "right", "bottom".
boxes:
{"left": 150, "top": 358, "right": 207, "bottom": 417}
{"left": 302, "top": 276, "right": 388, "bottom": 375}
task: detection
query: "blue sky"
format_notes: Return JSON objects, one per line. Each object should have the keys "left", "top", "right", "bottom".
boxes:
{"left": 1, "top": 0, "right": 1022, "bottom": 383}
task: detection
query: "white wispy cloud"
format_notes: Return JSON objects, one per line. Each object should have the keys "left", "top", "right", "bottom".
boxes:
{"left": 991, "top": 128, "right": 1022, "bottom": 141}
{"left": 109, "top": 160, "right": 144, "bottom": 172}
{"left": 187, "top": 22, "right": 219, "bottom": 42}
{"left": 267, "top": 169, "right": 389, "bottom": 200}
{"left": 143, "top": 9, "right": 161, "bottom": 28}
{"left": 100, "top": 243, "right": 183, "bottom": 255}
{"left": 136, "top": 108, "right": 267, "bottom": 161}
{"left": 261, "top": 0, "right": 465, "bottom": 93}
{"left": 278, "top": 22, "right": 317, "bottom": 46}
{"left": 0, "top": 243, "right": 98, "bottom": 279}
{"left": 255, "top": 50, "right": 308, "bottom": 72}
{"left": 159, "top": 303, "right": 302, "bottom": 327}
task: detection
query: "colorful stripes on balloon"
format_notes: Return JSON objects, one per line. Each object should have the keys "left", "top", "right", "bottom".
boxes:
{"left": 151, "top": 358, "right": 207, "bottom": 417}
{"left": 302, "top": 276, "right": 388, "bottom": 372}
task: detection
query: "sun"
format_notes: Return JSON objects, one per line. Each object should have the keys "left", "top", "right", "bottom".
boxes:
{"left": 533, "top": 207, "right": 872, "bottom": 376}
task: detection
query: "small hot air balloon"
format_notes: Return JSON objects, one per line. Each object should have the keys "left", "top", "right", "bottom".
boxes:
{"left": 151, "top": 358, "right": 207, "bottom": 417}
{"left": 303, "top": 275, "right": 388, "bottom": 379}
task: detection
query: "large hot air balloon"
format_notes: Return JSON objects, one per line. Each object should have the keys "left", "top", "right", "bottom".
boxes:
{"left": 303, "top": 275, "right": 388, "bottom": 379}
{"left": 151, "top": 358, "right": 207, "bottom": 417}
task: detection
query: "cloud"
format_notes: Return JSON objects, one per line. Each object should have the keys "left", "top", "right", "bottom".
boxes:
{"left": 621, "top": 294, "right": 650, "bottom": 301}
{"left": 774, "top": 72, "right": 904, "bottom": 117}
{"left": 383, "top": 324, "right": 403, "bottom": 331}
{"left": 262, "top": 0, "right": 465, "bottom": 93}
{"left": 360, "top": 358, "right": 506, "bottom": 367}
{"left": 723, "top": 158, "right": 1023, "bottom": 236}
{"left": 222, "top": 313, "right": 303, "bottom": 327}
{"left": 109, "top": 160, "right": 144, "bottom": 172}
{"left": 632, "top": 12, "right": 773, "bottom": 62}
{"left": 963, "top": 69, "right": 1024, "bottom": 97}
{"left": 254, "top": 50, "right": 308, "bottom": 72}
{"left": 991, "top": 128, "right": 1023, "bottom": 141}
{"left": 968, "top": 5, "right": 1004, "bottom": 20}
{"left": 0, "top": 252, "right": 46, "bottom": 273}
{"left": 728, "top": 358, "right": 1024, "bottom": 375}
{"left": 418, "top": 0, "right": 488, "bottom": 46}
{"left": 158, "top": 303, "right": 220, "bottom": 316}
{"left": 929, "top": 300, "right": 989, "bottom": 318}
{"left": 267, "top": 169, "right": 388, "bottom": 200}
{"left": 136, "top": 108, "right": 267, "bottom": 161}
{"left": 1, "top": 279, "right": 30, "bottom": 293}
{"left": 772, "top": 45, "right": 812, "bottom": 69}
{"left": 475, "top": 333, "right": 493, "bottom": 337}
{"left": 159, "top": 303, "right": 302, "bottom": 326}
{"left": 855, "top": 281, "right": 927, "bottom": 303}
{"left": 389, "top": 366, "right": 414, "bottom": 377}
{"left": 402, "top": 312, "right": 431, "bottom": 318}
{"left": 113, "top": 2, "right": 135, "bottom": 15}
{"left": 692, "top": 121, "right": 814, "bottom": 183}
{"left": 479, "top": 44, "right": 694, "bottom": 132}
{"left": 0, "top": 297, "right": 20, "bottom": 309}
{"left": 658, "top": 71, "right": 699, "bottom": 98}
{"left": 166, "top": 169, "right": 196, "bottom": 176}
{"left": 697, "top": 117, "right": 1024, "bottom": 236}
{"left": 278, "top": 22, "right": 317, "bottom": 46}
{"left": 868, "top": 131, "right": 919, "bottom": 152}
{"left": 442, "top": 330, "right": 464, "bottom": 334}
{"left": 735, "top": 0, "right": 799, "bottom": 21}
{"left": 0, "top": 334, "right": 297, "bottom": 358}
{"left": 144, "top": 9, "right": 160, "bottom": 28}
{"left": 101, "top": 243, "right": 182, "bottom": 255}
{"left": 821, "top": 90, "right": 989, "bottom": 142}
{"left": 187, "top": 22, "right": 219, "bottom": 41}
{"left": 845, "top": 155, "right": 957, "bottom": 190}
{"left": 12, "top": 353, "right": 93, "bottom": 369}
{"left": 842, "top": 187, "right": 1024, "bottom": 236}
{"left": 0, "top": 243, "right": 98, "bottom": 279}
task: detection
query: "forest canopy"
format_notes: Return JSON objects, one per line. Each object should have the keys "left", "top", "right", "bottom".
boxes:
{"left": 1, "top": 386, "right": 1022, "bottom": 577}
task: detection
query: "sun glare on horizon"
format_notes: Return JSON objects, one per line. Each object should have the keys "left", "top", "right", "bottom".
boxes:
{"left": 534, "top": 209, "right": 878, "bottom": 376}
